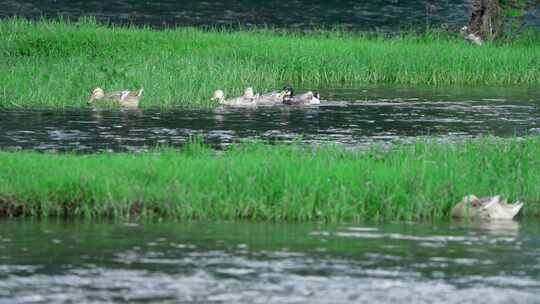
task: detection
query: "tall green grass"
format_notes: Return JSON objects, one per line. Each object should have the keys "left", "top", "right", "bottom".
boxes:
{"left": 0, "top": 18, "right": 539, "bottom": 108}
{"left": 0, "top": 137, "right": 539, "bottom": 221}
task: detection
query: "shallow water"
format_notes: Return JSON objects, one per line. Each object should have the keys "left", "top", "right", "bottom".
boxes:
{"left": 0, "top": 219, "right": 539, "bottom": 303}
{"left": 1, "top": 86, "right": 539, "bottom": 152}
{"left": 2, "top": 0, "right": 471, "bottom": 31}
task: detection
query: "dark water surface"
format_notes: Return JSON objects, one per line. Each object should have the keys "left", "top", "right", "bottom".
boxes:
{"left": 0, "top": 219, "right": 539, "bottom": 303}
{"left": 1, "top": 87, "right": 539, "bottom": 152}
{"left": 2, "top": 0, "right": 539, "bottom": 32}
{"left": 2, "top": 0, "right": 471, "bottom": 31}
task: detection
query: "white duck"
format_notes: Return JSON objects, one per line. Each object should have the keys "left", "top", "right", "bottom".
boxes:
{"left": 211, "top": 88, "right": 257, "bottom": 106}
{"left": 451, "top": 195, "right": 524, "bottom": 220}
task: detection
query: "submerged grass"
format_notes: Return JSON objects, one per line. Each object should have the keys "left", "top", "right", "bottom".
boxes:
{"left": 0, "top": 18, "right": 539, "bottom": 108}
{"left": 0, "top": 137, "right": 539, "bottom": 222}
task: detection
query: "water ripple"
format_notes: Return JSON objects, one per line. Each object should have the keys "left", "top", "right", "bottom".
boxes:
{"left": 0, "top": 220, "right": 539, "bottom": 303}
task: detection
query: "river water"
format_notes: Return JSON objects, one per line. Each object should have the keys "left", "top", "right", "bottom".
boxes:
{"left": 2, "top": 2, "right": 539, "bottom": 302}
{"left": 1, "top": 86, "right": 539, "bottom": 152}
{"left": 0, "top": 219, "right": 539, "bottom": 303}
{"left": 2, "top": 0, "right": 471, "bottom": 31}
{"left": 4, "top": 1, "right": 539, "bottom": 31}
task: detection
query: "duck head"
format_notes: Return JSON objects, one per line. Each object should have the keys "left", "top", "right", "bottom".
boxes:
{"left": 460, "top": 26, "right": 469, "bottom": 36}
{"left": 88, "top": 87, "right": 105, "bottom": 104}
{"left": 243, "top": 87, "right": 255, "bottom": 98}
{"left": 451, "top": 195, "right": 488, "bottom": 219}
{"left": 282, "top": 86, "right": 294, "bottom": 97}
{"left": 211, "top": 89, "right": 226, "bottom": 104}
{"left": 310, "top": 91, "right": 321, "bottom": 104}
{"left": 462, "top": 194, "right": 481, "bottom": 206}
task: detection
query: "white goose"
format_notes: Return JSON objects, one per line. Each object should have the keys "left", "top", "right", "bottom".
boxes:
{"left": 451, "top": 195, "right": 524, "bottom": 220}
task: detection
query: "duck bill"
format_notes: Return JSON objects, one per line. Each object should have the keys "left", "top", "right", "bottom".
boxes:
{"left": 278, "top": 91, "right": 288, "bottom": 98}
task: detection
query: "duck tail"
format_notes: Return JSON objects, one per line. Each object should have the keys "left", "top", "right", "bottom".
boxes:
{"left": 511, "top": 200, "right": 524, "bottom": 217}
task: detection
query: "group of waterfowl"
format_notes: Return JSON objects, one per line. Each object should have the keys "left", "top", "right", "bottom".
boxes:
{"left": 211, "top": 86, "right": 320, "bottom": 106}
{"left": 87, "top": 85, "right": 320, "bottom": 108}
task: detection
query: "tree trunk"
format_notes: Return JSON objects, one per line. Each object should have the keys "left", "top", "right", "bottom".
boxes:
{"left": 467, "top": 0, "right": 503, "bottom": 41}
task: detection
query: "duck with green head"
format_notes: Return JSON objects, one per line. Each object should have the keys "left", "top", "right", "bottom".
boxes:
{"left": 282, "top": 86, "right": 321, "bottom": 105}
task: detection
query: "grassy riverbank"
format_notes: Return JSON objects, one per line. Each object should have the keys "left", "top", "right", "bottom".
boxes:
{"left": 0, "top": 137, "right": 539, "bottom": 221}
{"left": 0, "top": 18, "right": 539, "bottom": 108}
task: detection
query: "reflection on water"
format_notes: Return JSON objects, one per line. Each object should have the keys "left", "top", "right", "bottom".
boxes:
{"left": 1, "top": 0, "right": 471, "bottom": 31}
{"left": 0, "top": 220, "right": 539, "bottom": 303}
{"left": 1, "top": 86, "right": 539, "bottom": 152}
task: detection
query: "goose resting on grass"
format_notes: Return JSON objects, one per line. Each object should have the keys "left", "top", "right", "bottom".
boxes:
{"left": 451, "top": 195, "right": 524, "bottom": 220}
{"left": 88, "top": 87, "right": 143, "bottom": 108}
{"left": 460, "top": 26, "right": 484, "bottom": 46}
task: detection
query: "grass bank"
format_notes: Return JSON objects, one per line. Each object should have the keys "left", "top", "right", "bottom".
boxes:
{"left": 1, "top": 18, "right": 539, "bottom": 108}
{"left": 0, "top": 137, "right": 539, "bottom": 221}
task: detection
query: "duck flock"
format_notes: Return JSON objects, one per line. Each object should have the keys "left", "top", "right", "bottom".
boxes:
{"left": 87, "top": 86, "right": 320, "bottom": 108}
{"left": 211, "top": 86, "right": 320, "bottom": 106}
